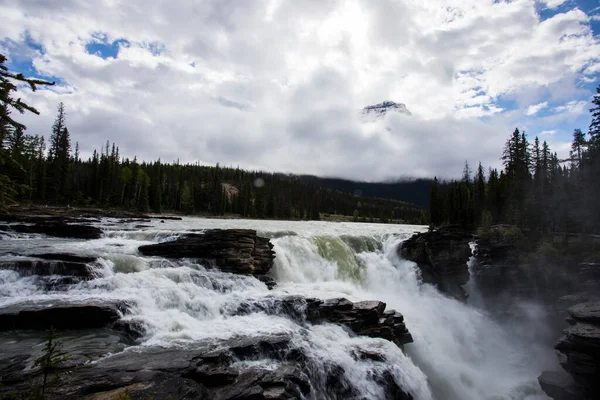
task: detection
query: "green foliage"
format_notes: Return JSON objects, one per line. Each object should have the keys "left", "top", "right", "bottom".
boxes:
{"left": 501, "top": 225, "right": 525, "bottom": 242}
{"left": 477, "top": 210, "right": 493, "bottom": 238}
{"left": 29, "top": 328, "right": 70, "bottom": 400}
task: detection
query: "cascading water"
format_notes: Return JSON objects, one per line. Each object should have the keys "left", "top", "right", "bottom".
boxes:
{"left": 0, "top": 218, "right": 551, "bottom": 399}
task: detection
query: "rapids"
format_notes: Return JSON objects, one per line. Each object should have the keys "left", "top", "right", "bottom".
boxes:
{"left": 0, "top": 217, "right": 552, "bottom": 399}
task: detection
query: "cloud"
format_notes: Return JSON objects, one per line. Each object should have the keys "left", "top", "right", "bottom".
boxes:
{"left": 553, "top": 100, "right": 588, "bottom": 114}
{"left": 540, "top": 0, "right": 568, "bottom": 10}
{"left": 1, "top": 0, "right": 599, "bottom": 180}
{"left": 526, "top": 101, "right": 549, "bottom": 115}
{"left": 540, "top": 129, "right": 557, "bottom": 135}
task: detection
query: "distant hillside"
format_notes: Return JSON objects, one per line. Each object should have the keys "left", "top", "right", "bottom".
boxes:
{"left": 296, "top": 176, "right": 433, "bottom": 207}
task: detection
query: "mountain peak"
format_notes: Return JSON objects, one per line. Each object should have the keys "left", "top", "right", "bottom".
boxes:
{"left": 361, "top": 101, "right": 412, "bottom": 120}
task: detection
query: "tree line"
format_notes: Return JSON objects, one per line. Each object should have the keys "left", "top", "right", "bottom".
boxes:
{"left": 0, "top": 55, "right": 425, "bottom": 223}
{"left": 430, "top": 86, "right": 600, "bottom": 234}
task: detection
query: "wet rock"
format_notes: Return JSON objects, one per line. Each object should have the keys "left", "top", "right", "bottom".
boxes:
{"left": 256, "top": 275, "right": 277, "bottom": 290}
{"left": 0, "top": 300, "right": 131, "bottom": 331}
{"left": 306, "top": 298, "right": 413, "bottom": 347}
{"left": 546, "top": 301, "right": 600, "bottom": 398}
{"left": 0, "top": 331, "right": 415, "bottom": 400}
{"left": 567, "top": 302, "right": 600, "bottom": 324}
{"left": 33, "top": 253, "right": 97, "bottom": 263}
{"left": 237, "top": 296, "right": 413, "bottom": 347}
{"left": 138, "top": 229, "right": 275, "bottom": 276}
{"left": 148, "top": 215, "right": 183, "bottom": 220}
{"left": 1, "top": 222, "right": 103, "bottom": 239}
{"left": 0, "top": 254, "right": 99, "bottom": 278}
{"left": 399, "top": 226, "right": 472, "bottom": 301}
{"left": 538, "top": 370, "right": 585, "bottom": 400}
{"left": 111, "top": 319, "right": 146, "bottom": 342}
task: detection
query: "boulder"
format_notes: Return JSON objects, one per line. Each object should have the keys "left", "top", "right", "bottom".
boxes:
{"left": 0, "top": 300, "right": 131, "bottom": 331}
{"left": 256, "top": 274, "right": 277, "bottom": 290}
{"left": 399, "top": 226, "right": 472, "bottom": 301}
{"left": 138, "top": 229, "right": 275, "bottom": 276}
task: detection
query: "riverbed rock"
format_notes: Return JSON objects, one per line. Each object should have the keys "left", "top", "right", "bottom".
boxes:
{"left": 307, "top": 298, "right": 413, "bottom": 346}
{"left": 1, "top": 222, "right": 103, "bottom": 239}
{"left": 236, "top": 296, "right": 413, "bottom": 347}
{"left": 138, "top": 229, "right": 275, "bottom": 275}
{"left": 0, "top": 333, "right": 414, "bottom": 400}
{"left": 399, "top": 226, "right": 472, "bottom": 301}
{"left": 0, "top": 300, "right": 131, "bottom": 331}
{"left": 0, "top": 254, "right": 99, "bottom": 278}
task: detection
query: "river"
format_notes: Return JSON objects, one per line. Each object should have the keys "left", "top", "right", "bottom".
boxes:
{"left": 0, "top": 217, "right": 553, "bottom": 399}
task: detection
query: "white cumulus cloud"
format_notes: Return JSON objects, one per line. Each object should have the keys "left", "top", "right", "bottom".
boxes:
{"left": 526, "top": 101, "right": 549, "bottom": 115}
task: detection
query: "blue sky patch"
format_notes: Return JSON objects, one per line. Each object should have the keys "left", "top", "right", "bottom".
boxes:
{"left": 85, "top": 37, "right": 130, "bottom": 59}
{"left": 0, "top": 36, "right": 59, "bottom": 84}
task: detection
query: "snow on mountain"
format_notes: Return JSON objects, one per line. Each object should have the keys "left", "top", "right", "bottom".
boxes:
{"left": 361, "top": 101, "right": 412, "bottom": 122}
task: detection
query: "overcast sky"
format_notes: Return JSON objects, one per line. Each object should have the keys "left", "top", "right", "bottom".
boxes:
{"left": 1, "top": 0, "right": 599, "bottom": 180}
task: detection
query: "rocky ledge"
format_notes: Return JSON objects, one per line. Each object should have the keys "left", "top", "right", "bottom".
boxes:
{"left": 539, "top": 301, "right": 600, "bottom": 399}
{"left": 399, "top": 226, "right": 472, "bottom": 301}
{"left": 237, "top": 296, "right": 413, "bottom": 347}
{"left": 0, "top": 253, "right": 99, "bottom": 277}
{"left": 0, "top": 220, "right": 103, "bottom": 239}
{"left": 139, "top": 229, "right": 275, "bottom": 276}
{"left": 0, "top": 300, "right": 131, "bottom": 331}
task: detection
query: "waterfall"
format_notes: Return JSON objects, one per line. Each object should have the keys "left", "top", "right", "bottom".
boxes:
{"left": 0, "top": 218, "right": 551, "bottom": 399}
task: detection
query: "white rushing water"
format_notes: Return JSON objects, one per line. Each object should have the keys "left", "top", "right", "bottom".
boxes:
{"left": 0, "top": 217, "right": 552, "bottom": 400}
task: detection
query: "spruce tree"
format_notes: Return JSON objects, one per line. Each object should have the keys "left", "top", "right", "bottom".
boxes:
{"left": 570, "top": 129, "right": 587, "bottom": 169}
{"left": 589, "top": 86, "right": 600, "bottom": 150}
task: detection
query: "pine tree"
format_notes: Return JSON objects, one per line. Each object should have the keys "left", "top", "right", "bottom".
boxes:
{"left": 474, "top": 162, "right": 486, "bottom": 224}
{"left": 589, "top": 86, "right": 600, "bottom": 151}
{"left": 47, "top": 103, "right": 72, "bottom": 202}
{"left": 48, "top": 103, "right": 66, "bottom": 163}
{"left": 0, "top": 53, "right": 53, "bottom": 210}
{"left": 570, "top": 129, "right": 587, "bottom": 170}
{"left": 462, "top": 161, "right": 472, "bottom": 184}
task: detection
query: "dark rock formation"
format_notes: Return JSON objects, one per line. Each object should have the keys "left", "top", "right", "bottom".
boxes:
{"left": 307, "top": 298, "right": 413, "bottom": 347}
{"left": 111, "top": 318, "right": 147, "bottom": 342}
{"left": 399, "top": 226, "right": 472, "bottom": 301}
{"left": 139, "top": 229, "right": 275, "bottom": 275}
{"left": 236, "top": 296, "right": 413, "bottom": 347}
{"left": 540, "top": 301, "right": 600, "bottom": 399}
{"left": 555, "top": 302, "right": 600, "bottom": 394}
{"left": 538, "top": 370, "right": 585, "bottom": 400}
{"left": 1, "top": 222, "right": 103, "bottom": 239}
{"left": 0, "top": 254, "right": 99, "bottom": 278}
{"left": 256, "top": 274, "right": 277, "bottom": 289}
{"left": 0, "top": 333, "right": 414, "bottom": 400}
{"left": 0, "top": 300, "right": 131, "bottom": 331}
